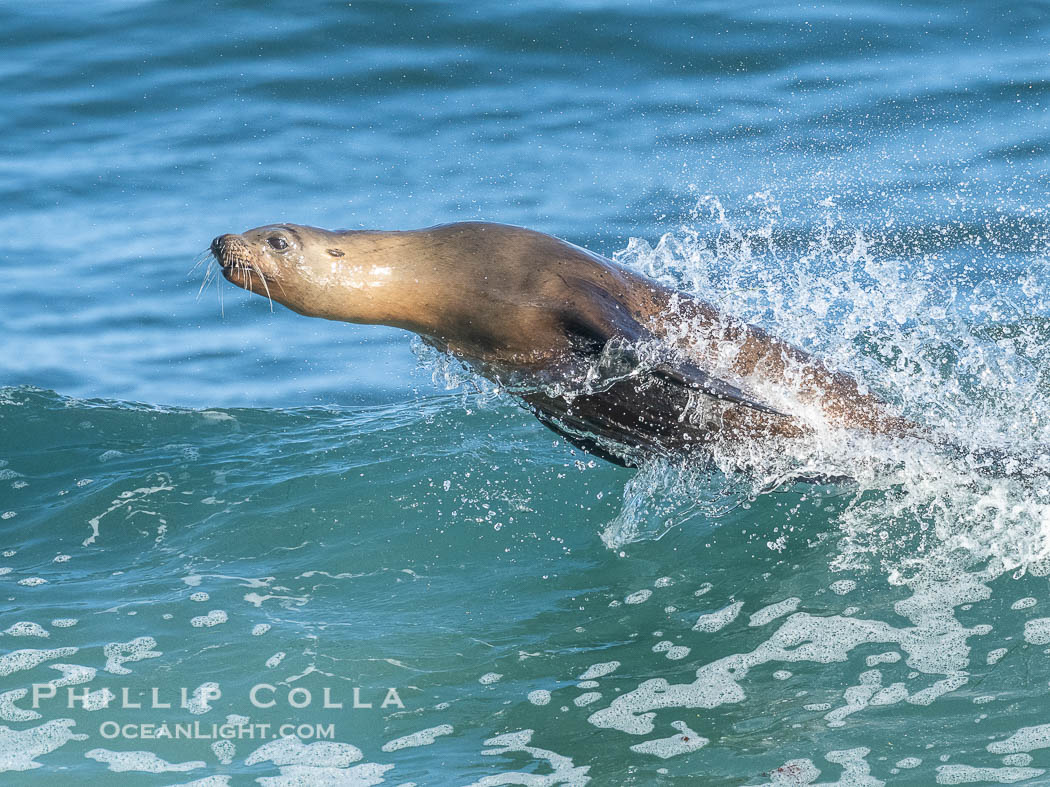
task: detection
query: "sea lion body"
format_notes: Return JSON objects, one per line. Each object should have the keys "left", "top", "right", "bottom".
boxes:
{"left": 211, "top": 222, "right": 910, "bottom": 466}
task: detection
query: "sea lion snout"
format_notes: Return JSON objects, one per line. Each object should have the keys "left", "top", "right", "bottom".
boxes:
{"left": 210, "top": 233, "right": 267, "bottom": 291}
{"left": 210, "top": 234, "right": 254, "bottom": 272}
{"left": 210, "top": 234, "right": 235, "bottom": 262}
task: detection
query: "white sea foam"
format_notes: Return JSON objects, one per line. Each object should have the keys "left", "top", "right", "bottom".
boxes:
{"left": 381, "top": 724, "right": 453, "bottom": 752}
{"left": 103, "top": 637, "right": 160, "bottom": 675}
{"left": 0, "top": 719, "right": 87, "bottom": 772}
{"left": 0, "top": 690, "right": 37, "bottom": 722}
{"left": 749, "top": 598, "right": 800, "bottom": 626}
{"left": 528, "top": 690, "right": 551, "bottom": 706}
{"left": 746, "top": 748, "right": 879, "bottom": 786}
{"left": 652, "top": 641, "right": 690, "bottom": 660}
{"left": 1023, "top": 618, "right": 1050, "bottom": 644}
{"left": 0, "top": 647, "right": 77, "bottom": 677}
{"left": 693, "top": 601, "right": 743, "bottom": 632}
{"left": 244, "top": 737, "right": 393, "bottom": 786}
{"left": 987, "top": 723, "right": 1050, "bottom": 754}
{"left": 628, "top": 721, "right": 707, "bottom": 759}
{"left": 190, "top": 610, "right": 227, "bottom": 628}
{"left": 3, "top": 622, "right": 48, "bottom": 638}
{"left": 245, "top": 737, "right": 364, "bottom": 768}
{"left": 588, "top": 561, "right": 991, "bottom": 736}
{"left": 85, "top": 748, "right": 205, "bottom": 773}
{"left": 469, "top": 730, "right": 590, "bottom": 786}
{"left": 624, "top": 589, "right": 651, "bottom": 604}
{"left": 578, "top": 662, "right": 619, "bottom": 680}
{"left": 936, "top": 764, "right": 1045, "bottom": 784}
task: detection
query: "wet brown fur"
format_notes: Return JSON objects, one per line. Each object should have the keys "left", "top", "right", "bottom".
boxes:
{"left": 212, "top": 221, "right": 912, "bottom": 466}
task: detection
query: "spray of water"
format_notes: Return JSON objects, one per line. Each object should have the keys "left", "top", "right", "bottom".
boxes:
{"left": 607, "top": 194, "right": 1050, "bottom": 572}
{"left": 414, "top": 194, "right": 1050, "bottom": 574}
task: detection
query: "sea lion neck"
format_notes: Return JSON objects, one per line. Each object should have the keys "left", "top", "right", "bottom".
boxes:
{"left": 319, "top": 227, "right": 461, "bottom": 335}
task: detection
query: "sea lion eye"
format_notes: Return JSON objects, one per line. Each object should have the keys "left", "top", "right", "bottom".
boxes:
{"left": 268, "top": 235, "right": 289, "bottom": 250}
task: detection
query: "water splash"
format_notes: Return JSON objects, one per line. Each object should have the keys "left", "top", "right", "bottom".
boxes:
{"left": 607, "top": 193, "right": 1050, "bottom": 572}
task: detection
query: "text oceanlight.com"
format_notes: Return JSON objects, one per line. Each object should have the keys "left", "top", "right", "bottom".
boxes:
{"left": 98, "top": 721, "right": 336, "bottom": 741}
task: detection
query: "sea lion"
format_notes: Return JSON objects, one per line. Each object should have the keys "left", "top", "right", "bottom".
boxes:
{"left": 210, "top": 222, "right": 915, "bottom": 467}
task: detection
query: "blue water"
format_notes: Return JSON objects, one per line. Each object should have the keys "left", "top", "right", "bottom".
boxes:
{"left": 3, "top": 1, "right": 1050, "bottom": 784}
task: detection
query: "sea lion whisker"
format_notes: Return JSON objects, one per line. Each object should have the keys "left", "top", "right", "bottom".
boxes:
{"left": 200, "top": 259, "right": 221, "bottom": 312}
{"left": 234, "top": 259, "right": 275, "bottom": 311}
{"left": 218, "top": 265, "right": 225, "bottom": 318}
{"left": 188, "top": 249, "right": 210, "bottom": 277}
{"left": 196, "top": 262, "right": 215, "bottom": 302}
{"left": 253, "top": 264, "right": 275, "bottom": 312}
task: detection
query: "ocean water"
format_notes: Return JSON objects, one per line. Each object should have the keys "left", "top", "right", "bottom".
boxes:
{"left": 3, "top": 1, "right": 1050, "bottom": 784}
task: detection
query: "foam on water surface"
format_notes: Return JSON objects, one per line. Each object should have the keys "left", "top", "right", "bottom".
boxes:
{"left": 4, "top": 385, "right": 1050, "bottom": 784}
{"left": 85, "top": 748, "right": 206, "bottom": 773}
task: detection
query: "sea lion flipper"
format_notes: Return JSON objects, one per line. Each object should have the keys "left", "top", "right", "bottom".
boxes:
{"left": 649, "top": 362, "right": 786, "bottom": 416}
{"left": 559, "top": 307, "right": 784, "bottom": 417}
{"left": 529, "top": 407, "right": 635, "bottom": 468}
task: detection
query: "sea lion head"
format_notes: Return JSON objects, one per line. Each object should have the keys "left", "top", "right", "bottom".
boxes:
{"left": 210, "top": 224, "right": 404, "bottom": 324}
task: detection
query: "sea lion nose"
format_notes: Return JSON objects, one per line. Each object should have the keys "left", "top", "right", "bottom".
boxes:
{"left": 210, "top": 234, "right": 231, "bottom": 258}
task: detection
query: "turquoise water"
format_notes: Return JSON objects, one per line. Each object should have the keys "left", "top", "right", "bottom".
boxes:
{"left": 4, "top": 1, "right": 1050, "bottom": 784}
